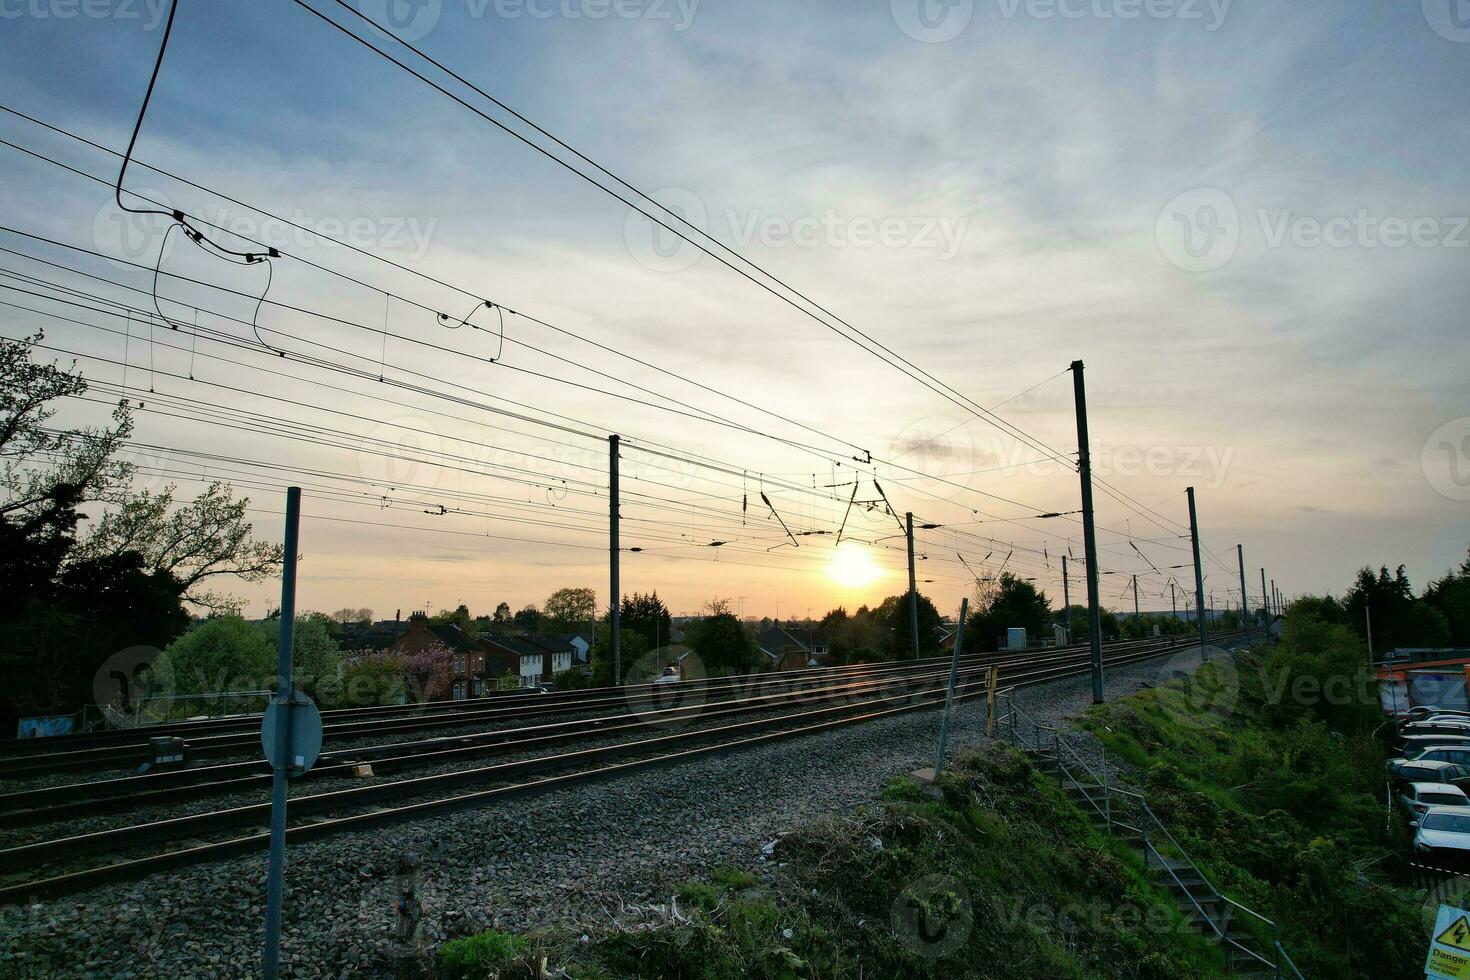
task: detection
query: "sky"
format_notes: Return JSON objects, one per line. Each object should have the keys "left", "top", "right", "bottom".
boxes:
{"left": 0, "top": 0, "right": 1466, "bottom": 624}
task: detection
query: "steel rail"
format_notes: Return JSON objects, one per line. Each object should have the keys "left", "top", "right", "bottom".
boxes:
{"left": 0, "top": 635, "right": 1199, "bottom": 777}
{"left": 0, "top": 655, "right": 1013, "bottom": 823}
{"left": 0, "top": 632, "right": 1247, "bottom": 902}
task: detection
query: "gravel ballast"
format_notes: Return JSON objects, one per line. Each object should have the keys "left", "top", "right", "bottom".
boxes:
{"left": 1, "top": 639, "right": 1249, "bottom": 979}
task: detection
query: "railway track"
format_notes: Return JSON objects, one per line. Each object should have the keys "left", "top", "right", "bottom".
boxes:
{"left": 0, "top": 647, "right": 1065, "bottom": 778}
{"left": 0, "top": 631, "right": 1248, "bottom": 903}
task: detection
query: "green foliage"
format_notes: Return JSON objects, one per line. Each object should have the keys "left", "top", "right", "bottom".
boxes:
{"left": 431, "top": 604, "right": 476, "bottom": 635}
{"left": 874, "top": 592, "right": 943, "bottom": 659}
{"left": 336, "top": 655, "right": 405, "bottom": 708}
{"left": 1345, "top": 564, "right": 1450, "bottom": 649}
{"left": 622, "top": 592, "right": 673, "bottom": 649}
{"left": 588, "top": 623, "right": 651, "bottom": 685}
{"left": 545, "top": 587, "right": 597, "bottom": 629}
{"left": 683, "top": 613, "right": 760, "bottom": 676}
{"left": 438, "top": 929, "right": 528, "bottom": 979}
{"left": 553, "top": 668, "right": 593, "bottom": 691}
{"left": 0, "top": 336, "right": 280, "bottom": 725}
{"left": 1424, "top": 548, "right": 1470, "bottom": 645}
{"left": 1081, "top": 606, "right": 1424, "bottom": 979}
{"left": 158, "top": 615, "right": 274, "bottom": 700}
{"left": 551, "top": 744, "right": 1226, "bottom": 979}
{"left": 828, "top": 605, "right": 885, "bottom": 664}
{"left": 966, "top": 574, "right": 1053, "bottom": 650}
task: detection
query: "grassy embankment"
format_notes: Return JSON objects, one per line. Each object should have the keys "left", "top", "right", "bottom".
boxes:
{"left": 435, "top": 744, "right": 1231, "bottom": 979}
{"left": 1077, "top": 610, "right": 1425, "bottom": 978}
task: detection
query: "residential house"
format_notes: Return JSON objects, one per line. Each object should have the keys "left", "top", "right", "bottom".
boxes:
{"left": 757, "top": 626, "right": 833, "bottom": 670}
{"left": 340, "top": 612, "right": 514, "bottom": 700}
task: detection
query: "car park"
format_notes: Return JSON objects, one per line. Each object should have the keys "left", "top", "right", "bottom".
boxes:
{"left": 1412, "top": 806, "right": 1470, "bottom": 860}
{"left": 1400, "top": 782, "right": 1470, "bottom": 816}
{"left": 1388, "top": 746, "right": 1470, "bottom": 773}
{"left": 1396, "top": 734, "right": 1470, "bottom": 757}
{"left": 1408, "top": 707, "right": 1470, "bottom": 722}
{"left": 1404, "top": 723, "right": 1470, "bottom": 742}
{"left": 1393, "top": 761, "right": 1470, "bottom": 789}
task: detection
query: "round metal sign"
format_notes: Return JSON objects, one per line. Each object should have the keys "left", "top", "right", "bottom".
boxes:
{"left": 260, "top": 690, "right": 323, "bottom": 776}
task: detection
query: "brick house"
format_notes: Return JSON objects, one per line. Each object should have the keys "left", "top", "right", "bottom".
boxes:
{"left": 341, "top": 612, "right": 517, "bottom": 700}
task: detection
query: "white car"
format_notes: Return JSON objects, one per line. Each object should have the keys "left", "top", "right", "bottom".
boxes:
{"left": 1401, "top": 782, "right": 1470, "bottom": 817}
{"left": 1388, "top": 746, "right": 1470, "bottom": 773}
{"left": 1414, "top": 806, "right": 1470, "bottom": 857}
{"left": 1409, "top": 707, "right": 1470, "bottom": 722}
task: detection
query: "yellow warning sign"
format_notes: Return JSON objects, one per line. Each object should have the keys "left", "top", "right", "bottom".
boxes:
{"left": 1441, "top": 917, "right": 1470, "bottom": 954}
{"left": 1430, "top": 907, "right": 1470, "bottom": 980}
{"left": 1429, "top": 945, "right": 1470, "bottom": 980}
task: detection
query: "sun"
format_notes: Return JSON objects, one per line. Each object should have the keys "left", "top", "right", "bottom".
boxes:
{"left": 828, "top": 540, "right": 884, "bottom": 589}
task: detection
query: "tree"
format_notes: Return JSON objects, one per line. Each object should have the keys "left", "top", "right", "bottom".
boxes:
{"left": 0, "top": 336, "right": 284, "bottom": 725}
{"left": 158, "top": 615, "right": 274, "bottom": 710}
{"left": 492, "top": 601, "right": 511, "bottom": 625}
{"left": 588, "top": 622, "right": 651, "bottom": 685}
{"left": 683, "top": 613, "right": 758, "bottom": 675}
{"left": 332, "top": 608, "right": 374, "bottom": 624}
{"left": 875, "top": 592, "right": 943, "bottom": 659}
{"left": 73, "top": 483, "right": 284, "bottom": 613}
{"left": 622, "top": 592, "right": 672, "bottom": 648}
{"left": 819, "top": 607, "right": 849, "bottom": 630}
{"left": 513, "top": 605, "right": 541, "bottom": 630}
{"left": 544, "top": 588, "right": 596, "bottom": 629}
{"left": 338, "top": 655, "right": 406, "bottom": 708}
{"left": 703, "top": 597, "right": 734, "bottom": 617}
{"left": 1344, "top": 564, "right": 1447, "bottom": 650}
{"left": 828, "top": 606, "right": 883, "bottom": 665}
{"left": 1425, "top": 549, "right": 1470, "bottom": 646}
{"left": 966, "top": 575, "right": 1053, "bottom": 651}
{"left": 431, "top": 604, "right": 475, "bottom": 635}
{"left": 259, "top": 612, "right": 341, "bottom": 698}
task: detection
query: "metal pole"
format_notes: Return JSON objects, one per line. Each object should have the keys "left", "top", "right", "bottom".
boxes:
{"left": 1186, "top": 487, "right": 1208, "bottom": 659}
{"left": 1132, "top": 574, "right": 1141, "bottom": 637}
{"left": 934, "top": 597, "right": 969, "bottom": 776}
{"left": 1061, "top": 554, "right": 1071, "bottom": 644}
{"left": 609, "top": 435, "right": 621, "bottom": 685}
{"left": 1270, "top": 579, "right": 1277, "bottom": 618}
{"left": 906, "top": 512, "right": 920, "bottom": 658}
{"left": 263, "top": 487, "right": 301, "bottom": 980}
{"left": 1070, "top": 361, "right": 1105, "bottom": 704}
{"left": 1237, "top": 545, "right": 1250, "bottom": 633}
{"left": 1170, "top": 581, "right": 1176, "bottom": 623}
{"left": 1260, "top": 567, "right": 1269, "bottom": 628}
{"left": 1366, "top": 605, "right": 1374, "bottom": 666}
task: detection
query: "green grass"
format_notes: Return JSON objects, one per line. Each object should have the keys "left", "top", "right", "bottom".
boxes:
{"left": 442, "top": 745, "right": 1230, "bottom": 979}
{"left": 1078, "top": 614, "right": 1426, "bottom": 979}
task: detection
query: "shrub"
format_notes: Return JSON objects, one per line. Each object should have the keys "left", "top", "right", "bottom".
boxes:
{"left": 437, "top": 929, "right": 527, "bottom": 979}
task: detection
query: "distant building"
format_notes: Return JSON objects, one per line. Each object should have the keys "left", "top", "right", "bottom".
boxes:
{"left": 757, "top": 626, "right": 832, "bottom": 670}
{"left": 477, "top": 632, "right": 592, "bottom": 688}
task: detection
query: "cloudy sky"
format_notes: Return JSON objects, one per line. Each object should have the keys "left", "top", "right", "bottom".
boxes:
{"left": 1, "top": 0, "right": 1466, "bottom": 623}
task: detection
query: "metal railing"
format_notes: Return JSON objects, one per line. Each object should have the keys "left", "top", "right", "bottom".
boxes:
{"left": 994, "top": 692, "right": 1304, "bottom": 979}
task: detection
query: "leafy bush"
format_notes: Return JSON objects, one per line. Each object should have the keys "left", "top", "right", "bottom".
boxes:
{"left": 558, "top": 744, "right": 1226, "bottom": 979}
{"left": 438, "top": 928, "right": 527, "bottom": 979}
{"left": 1082, "top": 609, "right": 1424, "bottom": 978}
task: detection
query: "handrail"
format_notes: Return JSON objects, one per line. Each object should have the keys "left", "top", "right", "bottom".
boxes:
{"left": 991, "top": 690, "right": 1304, "bottom": 978}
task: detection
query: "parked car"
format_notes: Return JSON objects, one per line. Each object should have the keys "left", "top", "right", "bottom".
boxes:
{"left": 1409, "top": 707, "right": 1470, "bottom": 722}
{"left": 1393, "top": 761, "right": 1470, "bottom": 789}
{"left": 1397, "top": 734, "right": 1470, "bottom": 756}
{"left": 1389, "top": 746, "right": 1470, "bottom": 773}
{"left": 1414, "top": 806, "right": 1470, "bottom": 863}
{"left": 1401, "top": 782, "right": 1470, "bottom": 816}
{"left": 654, "top": 666, "right": 681, "bottom": 685}
{"left": 1404, "top": 721, "right": 1470, "bottom": 740}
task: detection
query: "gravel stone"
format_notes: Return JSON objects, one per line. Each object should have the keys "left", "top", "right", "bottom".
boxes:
{"left": 0, "top": 639, "right": 1248, "bottom": 979}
